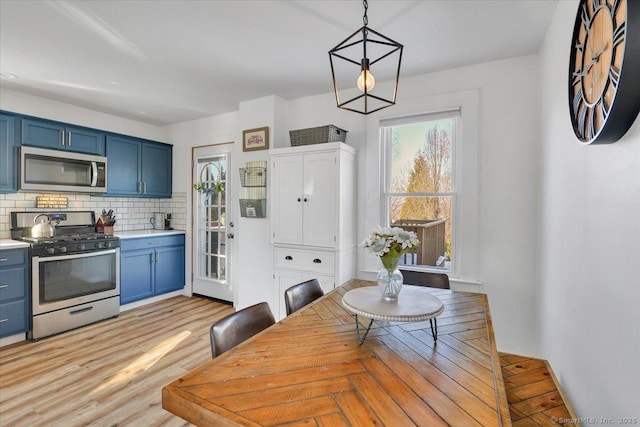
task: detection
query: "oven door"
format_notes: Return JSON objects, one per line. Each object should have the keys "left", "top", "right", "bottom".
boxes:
{"left": 32, "top": 248, "right": 120, "bottom": 315}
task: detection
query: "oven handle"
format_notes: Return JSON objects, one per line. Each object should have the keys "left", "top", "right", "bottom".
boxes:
{"left": 33, "top": 248, "right": 118, "bottom": 262}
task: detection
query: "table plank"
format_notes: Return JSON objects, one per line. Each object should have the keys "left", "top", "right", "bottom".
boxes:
{"left": 162, "top": 279, "right": 511, "bottom": 426}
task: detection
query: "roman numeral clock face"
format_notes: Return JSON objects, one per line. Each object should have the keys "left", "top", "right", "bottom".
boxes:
{"left": 568, "top": 0, "right": 640, "bottom": 144}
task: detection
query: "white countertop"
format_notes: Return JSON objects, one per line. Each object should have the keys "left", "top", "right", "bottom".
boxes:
{"left": 115, "top": 229, "right": 186, "bottom": 239}
{"left": 0, "top": 239, "right": 30, "bottom": 250}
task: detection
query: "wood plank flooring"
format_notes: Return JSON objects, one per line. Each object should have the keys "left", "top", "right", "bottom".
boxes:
{"left": 500, "top": 352, "right": 580, "bottom": 426}
{"left": 0, "top": 296, "right": 234, "bottom": 426}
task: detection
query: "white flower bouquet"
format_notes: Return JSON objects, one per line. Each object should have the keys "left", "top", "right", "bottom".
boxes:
{"left": 360, "top": 226, "right": 419, "bottom": 271}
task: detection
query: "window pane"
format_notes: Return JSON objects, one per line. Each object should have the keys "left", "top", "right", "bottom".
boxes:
{"left": 389, "top": 196, "right": 452, "bottom": 269}
{"left": 389, "top": 120, "right": 453, "bottom": 193}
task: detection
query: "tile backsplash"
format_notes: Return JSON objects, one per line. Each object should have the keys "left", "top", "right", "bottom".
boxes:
{"left": 0, "top": 192, "right": 187, "bottom": 239}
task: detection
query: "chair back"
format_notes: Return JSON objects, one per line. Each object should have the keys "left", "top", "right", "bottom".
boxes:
{"left": 210, "top": 302, "right": 275, "bottom": 358}
{"left": 400, "top": 270, "right": 451, "bottom": 289}
{"left": 284, "top": 279, "right": 324, "bottom": 315}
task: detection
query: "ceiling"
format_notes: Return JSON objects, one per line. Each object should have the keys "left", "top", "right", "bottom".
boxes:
{"left": 0, "top": 0, "right": 559, "bottom": 126}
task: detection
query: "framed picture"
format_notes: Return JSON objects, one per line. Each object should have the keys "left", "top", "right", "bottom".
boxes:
{"left": 242, "top": 126, "right": 269, "bottom": 152}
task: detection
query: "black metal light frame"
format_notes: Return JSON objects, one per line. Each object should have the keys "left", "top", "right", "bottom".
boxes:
{"left": 328, "top": 0, "right": 403, "bottom": 115}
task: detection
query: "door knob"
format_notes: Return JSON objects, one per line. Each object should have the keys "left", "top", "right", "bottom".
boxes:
{"left": 227, "top": 233, "right": 235, "bottom": 239}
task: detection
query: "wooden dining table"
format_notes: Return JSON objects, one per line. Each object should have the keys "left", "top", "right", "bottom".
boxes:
{"left": 162, "top": 279, "right": 510, "bottom": 426}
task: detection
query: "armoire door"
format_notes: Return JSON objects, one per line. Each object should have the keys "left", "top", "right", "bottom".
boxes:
{"left": 302, "top": 152, "right": 337, "bottom": 248}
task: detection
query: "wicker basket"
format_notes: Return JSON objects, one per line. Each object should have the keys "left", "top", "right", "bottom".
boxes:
{"left": 289, "top": 125, "right": 347, "bottom": 146}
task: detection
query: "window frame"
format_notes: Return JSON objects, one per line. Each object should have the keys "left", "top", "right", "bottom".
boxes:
{"left": 380, "top": 110, "right": 460, "bottom": 273}
{"left": 361, "top": 89, "right": 480, "bottom": 284}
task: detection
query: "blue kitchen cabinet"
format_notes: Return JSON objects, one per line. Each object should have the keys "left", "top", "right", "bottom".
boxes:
{"left": 120, "top": 234, "right": 185, "bottom": 304}
{"left": 141, "top": 142, "right": 172, "bottom": 198}
{"left": 120, "top": 248, "right": 155, "bottom": 304}
{"left": 0, "top": 113, "right": 18, "bottom": 193}
{"left": 106, "top": 135, "right": 172, "bottom": 198}
{"left": 21, "top": 117, "right": 105, "bottom": 155}
{"left": 155, "top": 244, "right": 186, "bottom": 295}
{"left": 106, "top": 135, "right": 142, "bottom": 196}
{"left": 0, "top": 248, "right": 29, "bottom": 338}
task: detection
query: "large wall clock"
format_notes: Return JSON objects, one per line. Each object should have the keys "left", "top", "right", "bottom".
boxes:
{"left": 568, "top": 0, "right": 640, "bottom": 144}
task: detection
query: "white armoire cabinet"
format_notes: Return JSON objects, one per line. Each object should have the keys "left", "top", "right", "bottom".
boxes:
{"left": 270, "top": 142, "right": 357, "bottom": 320}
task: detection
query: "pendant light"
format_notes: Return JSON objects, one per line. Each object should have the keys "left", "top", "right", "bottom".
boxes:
{"left": 329, "top": 0, "right": 403, "bottom": 115}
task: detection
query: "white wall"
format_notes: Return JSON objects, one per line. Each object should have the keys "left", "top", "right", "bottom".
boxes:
{"left": 285, "top": 56, "right": 542, "bottom": 355}
{"left": 538, "top": 1, "right": 640, "bottom": 421}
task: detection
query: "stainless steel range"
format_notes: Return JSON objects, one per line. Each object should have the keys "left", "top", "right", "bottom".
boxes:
{"left": 10, "top": 211, "right": 120, "bottom": 340}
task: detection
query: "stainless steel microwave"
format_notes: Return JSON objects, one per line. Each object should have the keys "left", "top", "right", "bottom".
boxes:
{"left": 20, "top": 146, "right": 107, "bottom": 193}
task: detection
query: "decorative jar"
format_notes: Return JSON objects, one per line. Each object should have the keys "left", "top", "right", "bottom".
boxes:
{"left": 377, "top": 256, "right": 403, "bottom": 301}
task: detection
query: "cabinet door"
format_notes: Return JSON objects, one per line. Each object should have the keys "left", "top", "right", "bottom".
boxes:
{"left": 141, "top": 142, "right": 172, "bottom": 198}
{"left": 66, "top": 126, "right": 105, "bottom": 155}
{"left": 274, "top": 269, "right": 304, "bottom": 320}
{"left": 155, "top": 245, "right": 185, "bottom": 294}
{"left": 22, "top": 118, "right": 66, "bottom": 151}
{"left": 302, "top": 152, "right": 338, "bottom": 247}
{"left": 0, "top": 114, "right": 17, "bottom": 193}
{"left": 0, "top": 300, "right": 27, "bottom": 337}
{"left": 106, "top": 135, "right": 142, "bottom": 196}
{"left": 272, "top": 155, "right": 304, "bottom": 245}
{"left": 120, "top": 249, "right": 154, "bottom": 304}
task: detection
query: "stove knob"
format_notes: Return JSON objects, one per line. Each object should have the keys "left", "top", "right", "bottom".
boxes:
{"left": 96, "top": 242, "right": 104, "bottom": 249}
{"left": 78, "top": 244, "right": 86, "bottom": 251}
{"left": 105, "top": 241, "right": 113, "bottom": 248}
{"left": 46, "top": 248, "right": 55, "bottom": 254}
{"left": 59, "top": 246, "right": 67, "bottom": 253}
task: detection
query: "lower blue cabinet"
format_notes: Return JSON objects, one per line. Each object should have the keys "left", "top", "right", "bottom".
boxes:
{"left": 0, "top": 248, "right": 29, "bottom": 338}
{"left": 120, "top": 234, "right": 185, "bottom": 304}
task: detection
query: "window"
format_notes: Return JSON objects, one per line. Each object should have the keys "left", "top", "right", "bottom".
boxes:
{"left": 381, "top": 110, "right": 460, "bottom": 271}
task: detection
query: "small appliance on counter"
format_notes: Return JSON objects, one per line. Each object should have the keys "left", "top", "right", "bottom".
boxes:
{"left": 150, "top": 212, "right": 172, "bottom": 230}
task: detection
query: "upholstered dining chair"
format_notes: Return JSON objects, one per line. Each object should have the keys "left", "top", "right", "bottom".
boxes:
{"left": 284, "top": 279, "right": 325, "bottom": 316}
{"left": 210, "top": 302, "right": 275, "bottom": 358}
{"left": 399, "top": 269, "right": 450, "bottom": 289}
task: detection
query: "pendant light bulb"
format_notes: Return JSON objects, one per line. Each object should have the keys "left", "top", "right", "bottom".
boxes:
{"left": 357, "top": 69, "right": 375, "bottom": 92}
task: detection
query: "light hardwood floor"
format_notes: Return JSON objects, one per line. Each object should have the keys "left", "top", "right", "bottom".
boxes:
{"left": 0, "top": 296, "right": 234, "bottom": 426}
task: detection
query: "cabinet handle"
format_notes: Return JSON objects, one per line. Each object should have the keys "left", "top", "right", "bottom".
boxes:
{"left": 303, "top": 198, "right": 308, "bottom": 202}
{"left": 285, "top": 256, "right": 293, "bottom": 261}
{"left": 155, "top": 252, "right": 159, "bottom": 263}
{"left": 67, "top": 130, "right": 72, "bottom": 146}
{"left": 143, "top": 182, "right": 147, "bottom": 193}
{"left": 60, "top": 130, "right": 65, "bottom": 146}
{"left": 313, "top": 258, "right": 322, "bottom": 264}
{"left": 0, "top": 284, "right": 8, "bottom": 289}
{"left": 297, "top": 198, "right": 301, "bottom": 202}
{"left": 0, "top": 319, "right": 8, "bottom": 324}
{"left": 0, "top": 258, "right": 8, "bottom": 262}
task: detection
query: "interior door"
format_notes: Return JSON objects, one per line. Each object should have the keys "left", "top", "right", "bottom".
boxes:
{"left": 192, "top": 146, "right": 233, "bottom": 302}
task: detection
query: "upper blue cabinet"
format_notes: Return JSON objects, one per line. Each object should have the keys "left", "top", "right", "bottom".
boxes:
{"left": 0, "top": 113, "right": 18, "bottom": 193}
{"left": 106, "top": 135, "right": 172, "bottom": 198}
{"left": 22, "top": 117, "right": 105, "bottom": 156}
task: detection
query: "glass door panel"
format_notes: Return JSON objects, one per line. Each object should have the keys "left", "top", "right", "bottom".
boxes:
{"left": 193, "top": 151, "right": 233, "bottom": 301}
